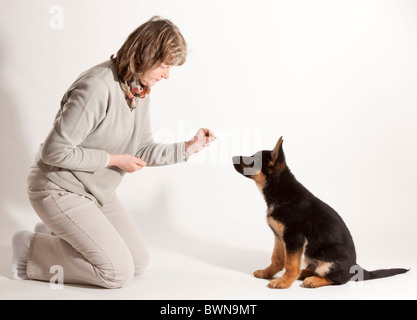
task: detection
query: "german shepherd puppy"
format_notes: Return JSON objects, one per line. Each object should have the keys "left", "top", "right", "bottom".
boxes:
{"left": 232, "top": 137, "right": 408, "bottom": 289}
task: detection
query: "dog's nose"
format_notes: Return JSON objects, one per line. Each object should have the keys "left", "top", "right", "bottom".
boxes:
{"left": 232, "top": 156, "right": 240, "bottom": 164}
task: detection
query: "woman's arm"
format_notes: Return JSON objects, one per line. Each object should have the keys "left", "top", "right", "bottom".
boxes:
{"left": 40, "top": 76, "right": 109, "bottom": 172}
{"left": 135, "top": 103, "right": 187, "bottom": 166}
{"left": 134, "top": 99, "right": 216, "bottom": 165}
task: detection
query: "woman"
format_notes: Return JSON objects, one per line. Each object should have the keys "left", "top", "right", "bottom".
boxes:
{"left": 11, "top": 16, "right": 216, "bottom": 288}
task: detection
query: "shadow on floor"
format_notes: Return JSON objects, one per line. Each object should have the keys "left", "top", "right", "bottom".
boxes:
{"left": 132, "top": 184, "right": 270, "bottom": 276}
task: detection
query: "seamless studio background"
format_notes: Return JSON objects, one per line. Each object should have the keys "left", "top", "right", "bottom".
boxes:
{"left": 0, "top": 0, "right": 417, "bottom": 299}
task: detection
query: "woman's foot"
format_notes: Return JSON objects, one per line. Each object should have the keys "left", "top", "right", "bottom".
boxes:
{"left": 11, "top": 231, "right": 34, "bottom": 280}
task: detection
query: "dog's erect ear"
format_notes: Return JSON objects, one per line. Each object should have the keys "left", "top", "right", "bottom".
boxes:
{"left": 271, "top": 136, "right": 285, "bottom": 166}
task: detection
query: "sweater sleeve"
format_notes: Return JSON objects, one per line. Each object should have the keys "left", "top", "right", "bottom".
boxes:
{"left": 40, "top": 76, "right": 109, "bottom": 172}
{"left": 135, "top": 100, "right": 187, "bottom": 166}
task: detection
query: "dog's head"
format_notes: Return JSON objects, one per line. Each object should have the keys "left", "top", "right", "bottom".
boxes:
{"left": 232, "top": 136, "right": 287, "bottom": 190}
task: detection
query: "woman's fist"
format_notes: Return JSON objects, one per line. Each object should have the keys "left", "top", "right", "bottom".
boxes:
{"left": 185, "top": 128, "right": 216, "bottom": 155}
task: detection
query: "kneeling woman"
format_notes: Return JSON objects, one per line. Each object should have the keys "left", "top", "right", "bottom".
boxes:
{"left": 11, "top": 16, "right": 215, "bottom": 288}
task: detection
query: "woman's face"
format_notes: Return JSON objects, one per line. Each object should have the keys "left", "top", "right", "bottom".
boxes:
{"left": 140, "top": 63, "right": 172, "bottom": 87}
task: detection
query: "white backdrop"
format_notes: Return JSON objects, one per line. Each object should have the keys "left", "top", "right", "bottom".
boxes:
{"left": 1, "top": 0, "right": 417, "bottom": 296}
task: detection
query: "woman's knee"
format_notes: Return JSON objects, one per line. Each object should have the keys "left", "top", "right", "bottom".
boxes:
{"left": 100, "top": 256, "right": 135, "bottom": 289}
{"left": 104, "top": 248, "right": 149, "bottom": 287}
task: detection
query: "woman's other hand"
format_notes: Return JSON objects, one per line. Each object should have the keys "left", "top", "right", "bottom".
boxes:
{"left": 185, "top": 128, "right": 216, "bottom": 155}
{"left": 108, "top": 154, "right": 147, "bottom": 173}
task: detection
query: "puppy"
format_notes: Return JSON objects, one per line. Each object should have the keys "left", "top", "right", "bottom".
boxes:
{"left": 232, "top": 137, "right": 408, "bottom": 289}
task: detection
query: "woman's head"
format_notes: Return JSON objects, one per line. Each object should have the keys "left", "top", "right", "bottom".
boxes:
{"left": 111, "top": 16, "right": 187, "bottom": 86}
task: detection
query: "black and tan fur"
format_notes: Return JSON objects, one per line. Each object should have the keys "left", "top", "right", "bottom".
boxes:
{"left": 232, "top": 137, "right": 409, "bottom": 289}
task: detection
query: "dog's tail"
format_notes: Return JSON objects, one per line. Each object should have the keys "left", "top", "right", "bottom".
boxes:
{"left": 352, "top": 265, "right": 409, "bottom": 281}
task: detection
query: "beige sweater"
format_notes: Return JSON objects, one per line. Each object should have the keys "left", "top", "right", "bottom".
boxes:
{"left": 36, "top": 60, "right": 187, "bottom": 206}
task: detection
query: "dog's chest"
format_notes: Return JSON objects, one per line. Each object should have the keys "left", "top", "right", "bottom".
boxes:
{"left": 266, "top": 204, "right": 286, "bottom": 240}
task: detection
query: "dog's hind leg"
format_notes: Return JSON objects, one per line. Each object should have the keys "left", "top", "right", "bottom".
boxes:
{"left": 302, "top": 276, "right": 334, "bottom": 288}
{"left": 254, "top": 236, "right": 285, "bottom": 279}
{"left": 298, "top": 268, "right": 316, "bottom": 280}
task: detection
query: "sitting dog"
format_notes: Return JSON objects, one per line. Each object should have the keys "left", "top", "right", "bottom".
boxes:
{"left": 232, "top": 136, "right": 408, "bottom": 289}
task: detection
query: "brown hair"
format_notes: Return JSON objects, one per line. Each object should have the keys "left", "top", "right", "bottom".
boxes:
{"left": 111, "top": 16, "right": 187, "bottom": 82}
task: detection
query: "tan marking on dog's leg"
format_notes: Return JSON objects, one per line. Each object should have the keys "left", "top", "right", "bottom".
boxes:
{"left": 271, "top": 237, "right": 286, "bottom": 271}
{"left": 302, "top": 276, "right": 334, "bottom": 288}
{"left": 268, "top": 250, "right": 302, "bottom": 289}
{"left": 254, "top": 237, "right": 286, "bottom": 279}
{"left": 267, "top": 216, "right": 285, "bottom": 239}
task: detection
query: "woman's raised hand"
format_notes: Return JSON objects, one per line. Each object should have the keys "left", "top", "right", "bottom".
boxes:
{"left": 185, "top": 128, "right": 217, "bottom": 155}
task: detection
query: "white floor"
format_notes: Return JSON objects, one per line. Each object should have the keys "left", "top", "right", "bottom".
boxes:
{"left": 1, "top": 215, "right": 416, "bottom": 300}
{"left": 1, "top": 246, "right": 416, "bottom": 300}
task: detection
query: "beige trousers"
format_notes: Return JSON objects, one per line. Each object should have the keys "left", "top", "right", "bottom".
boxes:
{"left": 26, "top": 165, "right": 149, "bottom": 288}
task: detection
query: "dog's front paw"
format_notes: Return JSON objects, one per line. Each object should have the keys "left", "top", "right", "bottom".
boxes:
{"left": 268, "top": 278, "right": 293, "bottom": 289}
{"left": 254, "top": 269, "right": 274, "bottom": 279}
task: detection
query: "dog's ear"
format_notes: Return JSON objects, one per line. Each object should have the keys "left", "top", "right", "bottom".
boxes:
{"left": 271, "top": 136, "right": 285, "bottom": 166}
